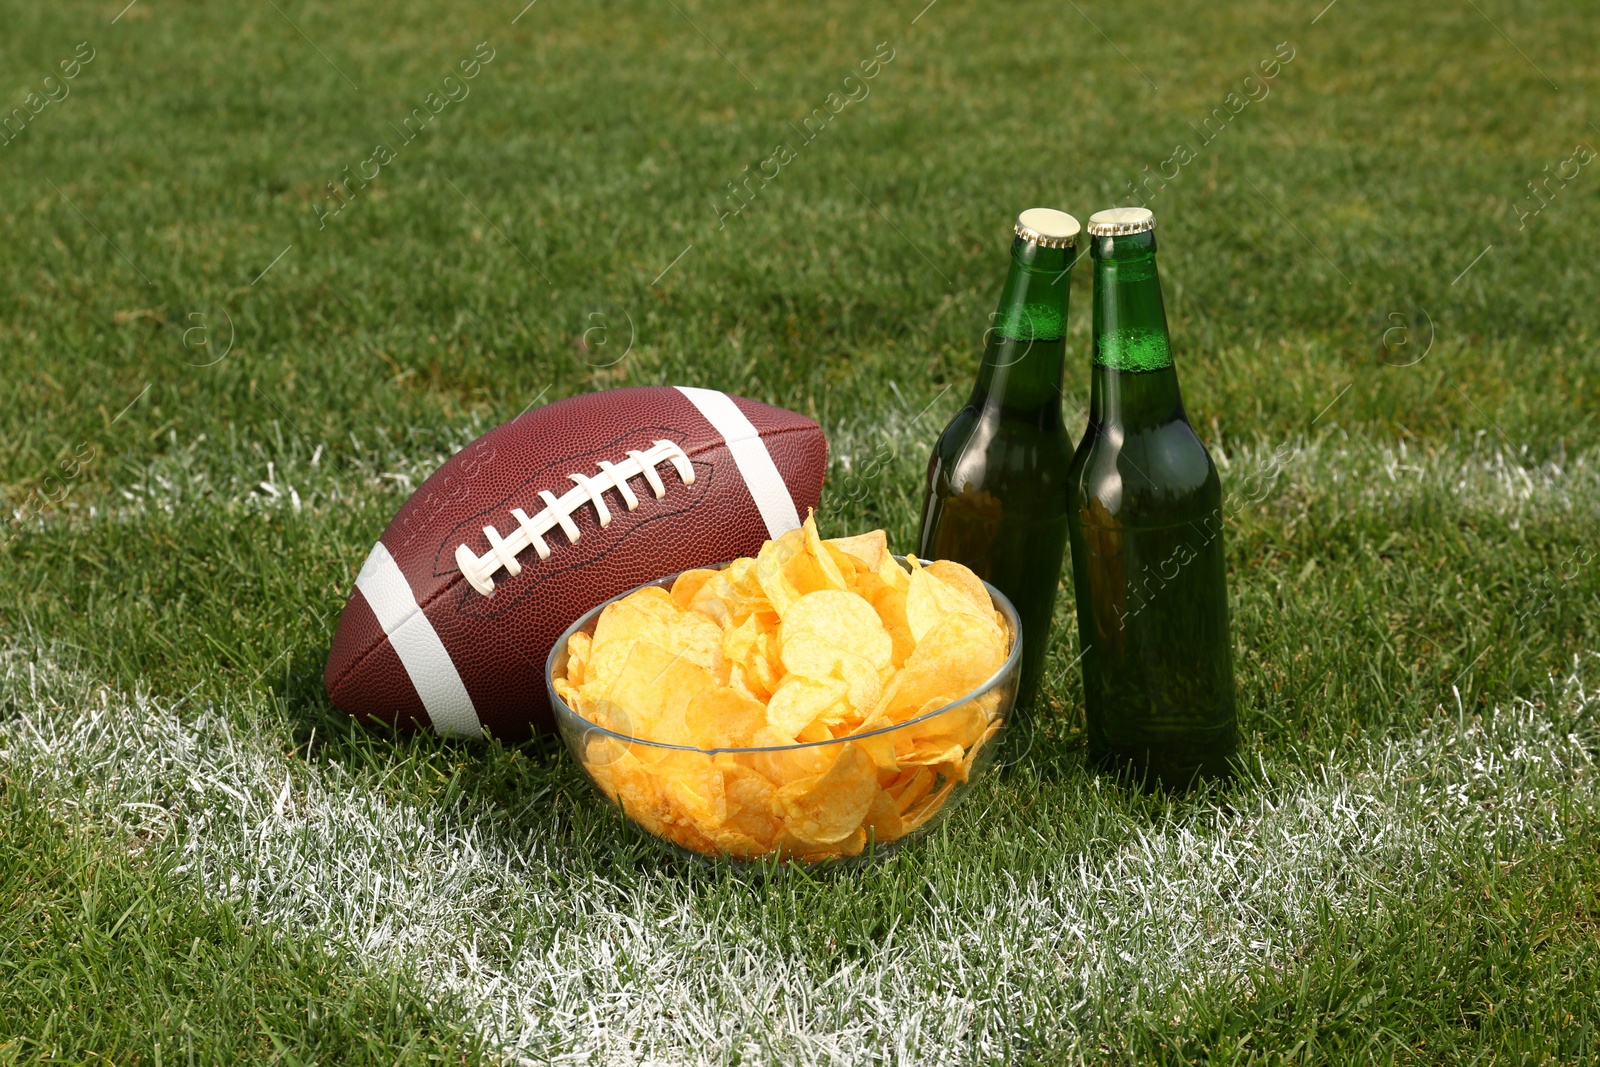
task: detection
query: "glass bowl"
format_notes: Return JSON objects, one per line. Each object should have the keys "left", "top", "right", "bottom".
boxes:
{"left": 545, "top": 557, "right": 1021, "bottom": 864}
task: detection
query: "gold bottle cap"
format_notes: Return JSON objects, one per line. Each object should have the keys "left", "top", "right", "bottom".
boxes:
{"left": 1086, "top": 206, "right": 1155, "bottom": 237}
{"left": 1014, "top": 208, "right": 1081, "bottom": 248}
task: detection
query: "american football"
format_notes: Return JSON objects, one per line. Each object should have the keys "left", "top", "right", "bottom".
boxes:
{"left": 324, "top": 385, "right": 828, "bottom": 740}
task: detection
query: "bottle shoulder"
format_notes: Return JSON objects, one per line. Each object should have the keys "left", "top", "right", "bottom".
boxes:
{"left": 1069, "top": 418, "right": 1221, "bottom": 523}
{"left": 931, "top": 405, "right": 1073, "bottom": 459}
{"left": 928, "top": 404, "right": 1074, "bottom": 498}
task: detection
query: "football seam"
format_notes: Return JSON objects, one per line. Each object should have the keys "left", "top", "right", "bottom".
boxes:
{"left": 326, "top": 422, "right": 822, "bottom": 698}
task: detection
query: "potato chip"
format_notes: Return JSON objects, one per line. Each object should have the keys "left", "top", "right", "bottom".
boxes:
{"left": 872, "top": 612, "right": 1006, "bottom": 723}
{"left": 565, "top": 631, "right": 592, "bottom": 687}
{"left": 726, "top": 556, "right": 758, "bottom": 588}
{"left": 685, "top": 578, "right": 734, "bottom": 627}
{"left": 917, "top": 609, "right": 1007, "bottom": 678}
{"left": 881, "top": 766, "right": 917, "bottom": 792}
{"left": 777, "top": 590, "right": 895, "bottom": 715}
{"left": 889, "top": 766, "right": 935, "bottom": 814}
{"left": 780, "top": 590, "right": 893, "bottom": 672}
{"left": 686, "top": 685, "right": 768, "bottom": 749}
{"left": 901, "top": 778, "right": 957, "bottom": 832}
{"left": 552, "top": 674, "right": 581, "bottom": 712}
{"left": 723, "top": 669, "right": 760, "bottom": 706}
{"left": 746, "top": 725, "right": 837, "bottom": 783}
{"left": 862, "top": 788, "right": 904, "bottom": 845}
{"left": 702, "top": 823, "right": 772, "bottom": 858}
{"left": 925, "top": 560, "right": 990, "bottom": 615}
{"left": 894, "top": 735, "right": 965, "bottom": 768}
{"left": 598, "top": 750, "right": 672, "bottom": 829}
{"left": 720, "top": 612, "right": 761, "bottom": 662}
{"left": 687, "top": 559, "right": 771, "bottom": 627}
{"left": 774, "top": 743, "right": 877, "bottom": 844}
{"left": 824, "top": 542, "right": 865, "bottom": 584}
{"left": 766, "top": 674, "right": 851, "bottom": 737}
{"left": 587, "top": 588, "right": 724, "bottom": 689}
{"left": 656, "top": 817, "right": 724, "bottom": 857}
{"left": 747, "top": 629, "right": 783, "bottom": 698}
{"left": 670, "top": 568, "right": 719, "bottom": 611}
{"left": 847, "top": 711, "right": 900, "bottom": 773}
{"left": 751, "top": 512, "right": 854, "bottom": 604}
{"left": 802, "top": 513, "right": 854, "bottom": 591}
{"left": 939, "top": 719, "right": 1003, "bottom": 785}
{"left": 574, "top": 694, "right": 635, "bottom": 736}
{"left": 775, "top": 824, "right": 867, "bottom": 861}
{"left": 726, "top": 620, "right": 780, "bottom": 703}
{"left": 656, "top": 749, "right": 728, "bottom": 829}
{"left": 783, "top": 550, "right": 840, "bottom": 599}
{"left": 861, "top": 674, "right": 912, "bottom": 725}
{"left": 877, "top": 552, "right": 911, "bottom": 594}
{"left": 593, "top": 639, "right": 716, "bottom": 746}
{"left": 865, "top": 585, "right": 916, "bottom": 668}
{"left": 754, "top": 530, "right": 806, "bottom": 616}
{"left": 599, "top": 584, "right": 679, "bottom": 629}
{"left": 827, "top": 825, "right": 869, "bottom": 858}
{"left": 794, "top": 719, "right": 834, "bottom": 743}
{"left": 582, "top": 729, "right": 630, "bottom": 770}
{"left": 782, "top": 637, "right": 883, "bottom": 712}
{"left": 972, "top": 689, "right": 1005, "bottom": 725}
{"left": 719, "top": 614, "right": 766, "bottom": 689}
{"left": 827, "top": 529, "right": 887, "bottom": 572}
{"left": 906, "top": 566, "right": 989, "bottom": 643}
{"left": 905, "top": 696, "right": 991, "bottom": 751}
{"left": 719, "top": 761, "right": 781, "bottom": 845}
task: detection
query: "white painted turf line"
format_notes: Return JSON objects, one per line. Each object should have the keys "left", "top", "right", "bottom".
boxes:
{"left": 75, "top": 423, "right": 1600, "bottom": 525}
{"left": 830, "top": 414, "right": 1600, "bottom": 520}
{"left": 3, "top": 654, "right": 1597, "bottom": 1064}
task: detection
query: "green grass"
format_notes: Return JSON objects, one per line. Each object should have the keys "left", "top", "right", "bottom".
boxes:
{"left": 2, "top": 0, "right": 1599, "bottom": 1062}
{"left": 1117, "top": 837, "right": 1600, "bottom": 1064}
{"left": 0, "top": 776, "right": 480, "bottom": 1065}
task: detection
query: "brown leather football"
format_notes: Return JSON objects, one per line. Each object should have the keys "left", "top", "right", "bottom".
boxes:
{"left": 324, "top": 385, "right": 827, "bottom": 740}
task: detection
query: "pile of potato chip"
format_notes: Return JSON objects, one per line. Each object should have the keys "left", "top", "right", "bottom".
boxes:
{"left": 552, "top": 514, "right": 1011, "bottom": 861}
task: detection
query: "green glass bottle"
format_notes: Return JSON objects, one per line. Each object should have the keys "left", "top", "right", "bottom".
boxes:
{"left": 918, "top": 208, "right": 1081, "bottom": 709}
{"left": 1066, "top": 207, "right": 1237, "bottom": 787}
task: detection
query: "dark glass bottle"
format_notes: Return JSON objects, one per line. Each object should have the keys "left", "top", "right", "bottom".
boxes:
{"left": 1066, "top": 207, "right": 1237, "bottom": 787}
{"left": 918, "top": 208, "right": 1081, "bottom": 709}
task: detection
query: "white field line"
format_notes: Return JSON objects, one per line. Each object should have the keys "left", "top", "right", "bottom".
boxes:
{"left": 3, "top": 653, "right": 1597, "bottom": 1064}
{"left": 11, "top": 418, "right": 1599, "bottom": 534}
{"left": 828, "top": 417, "right": 1600, "bottom": 527}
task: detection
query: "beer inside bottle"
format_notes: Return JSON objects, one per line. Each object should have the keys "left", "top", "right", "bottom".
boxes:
{"left": 918, "top": 208, "right": 1080, "bottom": 709}
{"left": 1066, "top": 207, "right": 1237, "bottom": 787}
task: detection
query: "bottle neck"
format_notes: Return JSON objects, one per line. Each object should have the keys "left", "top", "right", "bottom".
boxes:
{"left": 1089, "top": 231, "right": 1185, "bottom": 431}
{"left": 970, "top": 236, "right": 1073, "bottom": 429}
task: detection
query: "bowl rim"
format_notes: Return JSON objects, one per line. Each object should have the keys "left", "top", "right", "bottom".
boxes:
{"left": 544, "top": 555, "right": 1022, "bottom": 755}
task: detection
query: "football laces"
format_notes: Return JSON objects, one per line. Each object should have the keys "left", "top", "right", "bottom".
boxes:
{"left": 454, "top": 439, "right": 695, "bottom": 596}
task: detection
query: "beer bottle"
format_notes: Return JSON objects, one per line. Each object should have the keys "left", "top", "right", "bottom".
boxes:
{"left": 918, "top": 208, "right": 1081, "bottom": 709}
{"left": 1066, "top": 207, "right": 1237, "bottom": 787}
